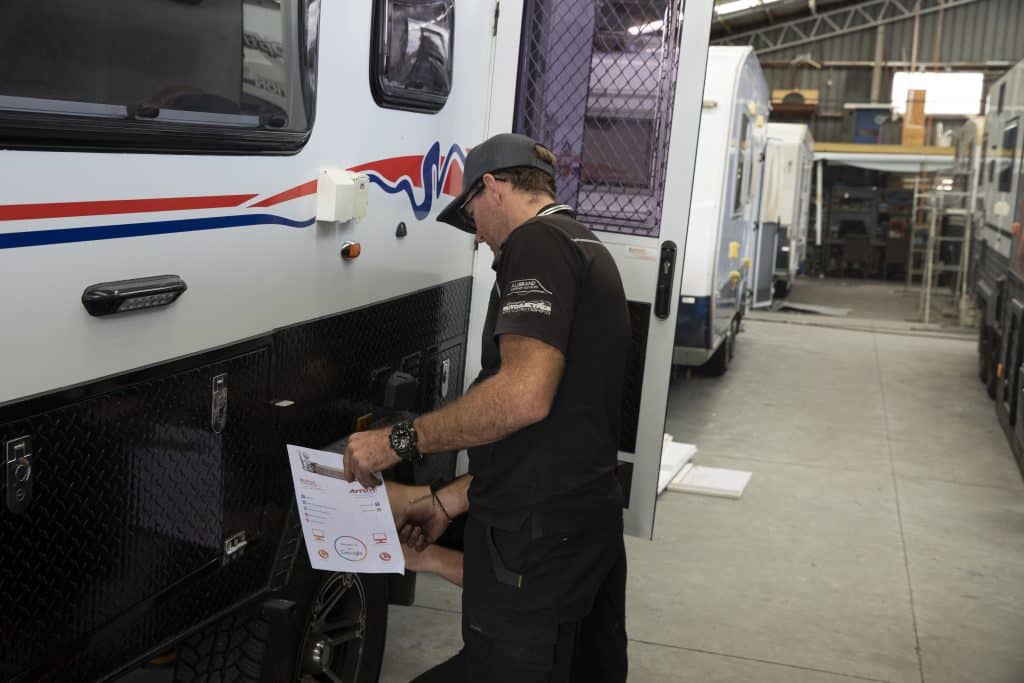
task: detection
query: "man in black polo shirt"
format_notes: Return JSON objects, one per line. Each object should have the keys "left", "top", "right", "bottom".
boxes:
{"left": 344, "top": 133, "right": 631, "bottom": 682}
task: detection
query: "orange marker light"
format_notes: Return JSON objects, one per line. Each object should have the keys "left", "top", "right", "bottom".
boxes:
{"left": 341, "top": 242, "right": 362, "bottom": 259}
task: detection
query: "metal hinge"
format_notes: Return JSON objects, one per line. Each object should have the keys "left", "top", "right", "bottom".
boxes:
{"left": 224, "top": 531, "right": 248, "bottom": 561}
{"left": 440, "top": 358, "right": 451, "bottom": 399}
{"left": 211, "top": 373, "right": 228, "bottom": 433}
{"left": 6, "top": 436, "right": 33, "bottom": 514}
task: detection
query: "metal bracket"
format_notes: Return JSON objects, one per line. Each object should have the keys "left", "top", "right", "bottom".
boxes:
{"left": 440, "top": 358, "right": 451, "bottom": 400}
{"left": 6, "top": 436, "right": 33, "bottom": 514}
{"left": 223, "top": 531, "right": 248, "bottom": 562}
{"left": 211, "top": 373, "right": 228, "bottom": 434}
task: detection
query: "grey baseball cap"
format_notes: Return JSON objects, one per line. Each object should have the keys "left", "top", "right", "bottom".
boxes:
{"left": 437, "top": 133, "right": 556, "bottom": 233}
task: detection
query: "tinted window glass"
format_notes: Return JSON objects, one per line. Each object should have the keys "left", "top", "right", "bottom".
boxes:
{"left": 0, "top": 0, "right": 318, "bottom": 151}
{"left": 980, "top": 131, "right": 988, "bottom": 186}
{"left": 372, "top": 0, "right": 454, "bottom": 112}
{"left": 582, "top": 116, "right": 654, "bottom": 188}
{"left": 999, "top": 119, "right": 1018, "bottom": 193}
{"left": 734, "top": 118, "right": 750, "bottom": 214}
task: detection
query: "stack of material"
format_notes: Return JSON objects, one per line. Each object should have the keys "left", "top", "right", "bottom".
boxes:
{"left": 668, "top": 463, "right": 752, "bottom": 499}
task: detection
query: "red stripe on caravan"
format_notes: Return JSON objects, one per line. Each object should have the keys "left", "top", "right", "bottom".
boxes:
{"left": 0, "top": 194, "right": 257, "bottom": 222}
{"left": 348, "top": 156, "right": 424, "bottom": 188}
{"left": 249, "top": 179, "right": 319, "bottom": 208}
{"left": 442, "top": 158, "right": 464, "bottom": 197}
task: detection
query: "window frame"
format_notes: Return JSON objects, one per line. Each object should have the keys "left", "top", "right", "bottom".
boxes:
{"left": 999, "top": 118, "right": 1019, "bottom": 194}
{"left": 370, "top": 0, "right": 455, "bottom": 114}
{"left": 581, "top": 114, "right": 657, "bottom": 190}
{"left": 980, "top": 131, "right": 988, "bottom": 187}
{"left": 732, "top": 115, "right": 751, "bottom": 217}
{"left": 0, "top": 0, "right": 320, "bottom": 155}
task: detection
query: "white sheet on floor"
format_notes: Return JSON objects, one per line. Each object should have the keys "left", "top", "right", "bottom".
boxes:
{"left": 658, "top": 436, "right": 698, "bottom": 495}
{"left": 668, "top": 464, "right": 752, "bottom": 499}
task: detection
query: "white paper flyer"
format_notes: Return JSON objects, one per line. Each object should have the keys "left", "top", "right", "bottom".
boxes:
{"left": 286, "top": 444, "right": 405, "bottom": 574}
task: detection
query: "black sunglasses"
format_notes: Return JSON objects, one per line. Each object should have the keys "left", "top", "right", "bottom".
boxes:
{"left": 460, "top": 175, "right": 507, "bottom": 229}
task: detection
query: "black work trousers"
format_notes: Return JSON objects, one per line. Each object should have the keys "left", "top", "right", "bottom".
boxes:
{"left": 411, "top": 513, "right": 627, "bottom": 683}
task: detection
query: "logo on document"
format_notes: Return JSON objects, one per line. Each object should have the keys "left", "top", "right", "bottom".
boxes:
{"left": 379, "top": 552, "right": 392, "bottom": 562}
{"left": 318, "top": 549, "right": 330, "bottom": 560}
{"left": 334, "top": 536, "right": 368, "bottom": 562}
{"left": 372, "top": 532, "right": 388, "bottom": 545}
{"left": 312, "top": 528, "right": 326, "bottom": 542}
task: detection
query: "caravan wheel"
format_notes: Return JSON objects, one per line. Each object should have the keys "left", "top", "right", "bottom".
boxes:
{"left": 299, "top": 573, "right": 388, "bottom": 683}
{"left": 174, "top": 571, "right": 388, "bottom": 683}
{"left": 702, "top": 337, "right": 730, "bottom": 377}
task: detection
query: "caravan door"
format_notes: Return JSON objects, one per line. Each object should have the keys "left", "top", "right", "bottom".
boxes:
{"left": 512, "top": 0, "right": 714, "bottom": 539}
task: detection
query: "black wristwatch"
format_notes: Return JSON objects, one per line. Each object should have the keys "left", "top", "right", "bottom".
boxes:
{"left": 389, "top": 420, "right": 422, "bottom": 464}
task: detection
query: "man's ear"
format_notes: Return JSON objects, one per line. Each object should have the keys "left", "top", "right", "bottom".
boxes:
{"left": 482, "top": 173, "right": 502, "bottom": 204}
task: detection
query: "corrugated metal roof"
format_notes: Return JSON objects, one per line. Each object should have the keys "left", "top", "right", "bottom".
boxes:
{"left": 750, "top": 0, "right": 1023, "bottom": 142}
{"left": 756, "top": 0, "right": 1024, "bottom": 63}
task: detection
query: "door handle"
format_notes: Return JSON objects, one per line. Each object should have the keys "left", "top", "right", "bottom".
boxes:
{"left": 654, "top": 241, "right": 677, "bottom": 320}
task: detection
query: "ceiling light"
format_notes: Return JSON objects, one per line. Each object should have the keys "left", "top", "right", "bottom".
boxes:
{"left": 628, "top": 19, "right": 664, "bottom": 35}
{"left": 715, "top": 0, "right": 782, "bottom": 16}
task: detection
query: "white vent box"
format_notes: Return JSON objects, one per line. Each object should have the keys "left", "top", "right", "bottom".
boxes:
{"left": 317, "top": 169, "right": 369, "bottom": 223}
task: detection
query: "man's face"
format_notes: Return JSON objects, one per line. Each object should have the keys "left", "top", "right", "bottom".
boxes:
{"left": 463, "top": 174, "right": 504, "bottom": 251}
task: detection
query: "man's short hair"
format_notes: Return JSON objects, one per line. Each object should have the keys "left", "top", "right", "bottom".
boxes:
{"left": 499, "top": 143, "right": 557, "bottom": 198}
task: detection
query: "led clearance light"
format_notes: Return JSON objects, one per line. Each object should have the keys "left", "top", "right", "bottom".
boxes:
{"left": 82, "top": 275, "right": 187, "bottom": 317}
{"left": 715, "top": 0, "right": 782, "bottom": 16}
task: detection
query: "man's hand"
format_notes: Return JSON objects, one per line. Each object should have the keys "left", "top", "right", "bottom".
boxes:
{"left": 398, "top": 492, "right": 450, "bottom": 551}
{"left": 343, "top": 428, "right": 400, "bottom": 488}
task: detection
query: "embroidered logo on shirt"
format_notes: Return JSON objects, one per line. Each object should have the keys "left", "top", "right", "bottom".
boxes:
{"left": 502, "top": 300, "right": 552, "bottom": 316}
{"left": 507, "top": 278, "right": 553, "bottom": 296}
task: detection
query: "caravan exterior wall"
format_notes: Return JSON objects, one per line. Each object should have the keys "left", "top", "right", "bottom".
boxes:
{"left": 956, "top": 116, "right": 987, "bottom": 324}
{"left": 674, "top": 46, "right": 769, "bottom": 370}
{"left": 972, "top": 58, "right": 1024, "bottom": 478}
{"left": 761, "top": 123, "right": 814, "bottom": 296}
{"left": 0, "top": 2, "right": 523, "bottom": 680}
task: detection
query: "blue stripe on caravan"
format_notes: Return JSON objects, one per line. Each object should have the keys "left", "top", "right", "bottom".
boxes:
{"left": 0, "top": 214, "right": 316, "bottom": 250}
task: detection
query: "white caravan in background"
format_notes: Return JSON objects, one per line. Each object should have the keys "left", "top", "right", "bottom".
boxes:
{"left": 0, "top": 0, "right": 717, "bottom": 680}
{"left": 757, "top": 122, "right": 814, "bottom": 303}
{"left": 673, "top": 45, "right": 770, "bottom": 376}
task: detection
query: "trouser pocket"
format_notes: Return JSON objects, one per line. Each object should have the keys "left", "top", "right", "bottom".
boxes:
{"left": 486, "top": 524, "right": 526, "bottom": 589}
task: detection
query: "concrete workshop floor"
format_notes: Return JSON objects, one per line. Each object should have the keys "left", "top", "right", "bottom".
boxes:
{"left": 382, "top": 276, "right": 1024, "bottom": 683}
{"left": 781, "top": 277, "right": 935, "bottom": 325}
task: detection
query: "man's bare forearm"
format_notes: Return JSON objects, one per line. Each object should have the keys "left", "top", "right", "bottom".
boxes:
{"left": 414, "top": 373, "right": 540, "bottom": 454}
{"left": 436, "top": 474, "right": 472, "bottom": 519}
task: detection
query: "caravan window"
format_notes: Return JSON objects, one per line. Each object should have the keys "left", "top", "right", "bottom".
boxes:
{"left": 980, "top": 131, "right": 988, "bottom": 188}
{"left": 999, "top": 119, "right": 1019, "bottom": 193}
{"left": 0, "top": 0, "right": 320, "bottom": 153}
{"left": 372, "top": 0, "right": 454, "bottom": 113}
{"left": 733, "top": 117, "right": 750, "bottom": 215}
{"left": 581, "top": 116, "right": 655, "bottom": 188}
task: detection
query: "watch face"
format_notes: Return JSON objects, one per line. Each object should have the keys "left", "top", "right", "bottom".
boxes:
{"left": 393, "top": 432, "right": 411, "bottom": 452}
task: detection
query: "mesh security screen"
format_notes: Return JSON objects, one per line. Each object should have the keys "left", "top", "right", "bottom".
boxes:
{"left": 514, "top": 0, "right": 683, "bottom": 237}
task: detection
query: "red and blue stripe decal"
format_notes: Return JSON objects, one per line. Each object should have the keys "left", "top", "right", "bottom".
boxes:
{"left": 0, "top": 183, "right": 318, "bottom": 250}
{"left": 0, "top": 143, "right": 464, "bottom": 250}
{"left": 350, "top": 142, "right": 465, "bottom": 220}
